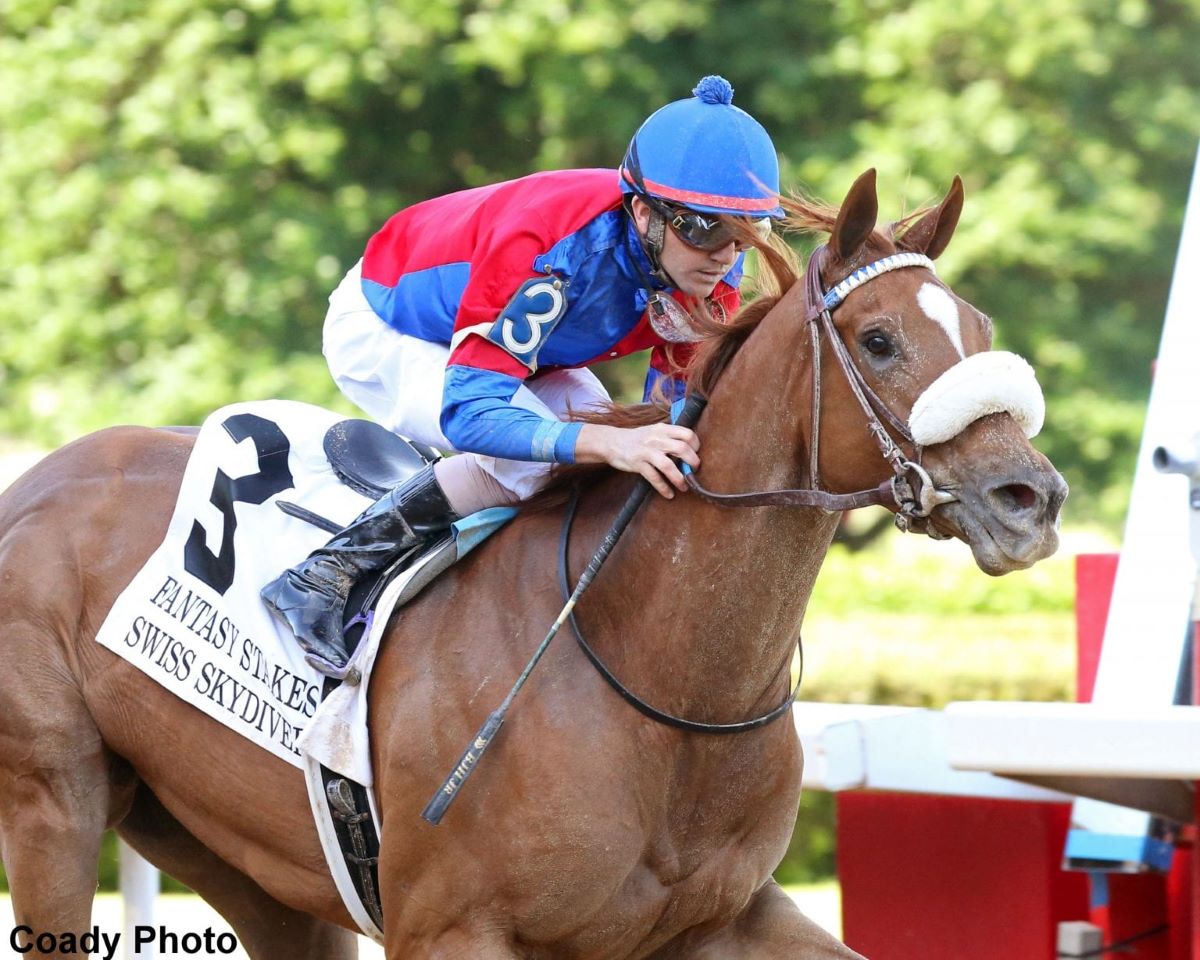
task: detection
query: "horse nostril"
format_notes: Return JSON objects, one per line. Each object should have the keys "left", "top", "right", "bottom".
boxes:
{"left": 988, "top": 472, "right": 1068, "bottom": 522}
{"left": 993, "top": 483, "right": 1038, "bottom": 513}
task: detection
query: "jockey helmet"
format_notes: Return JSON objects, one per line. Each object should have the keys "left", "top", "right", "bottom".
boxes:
{"left": 620, "top": 75, "right": 784, "bottom": 220}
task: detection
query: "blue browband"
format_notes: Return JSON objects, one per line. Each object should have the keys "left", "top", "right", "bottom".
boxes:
{"left": 823, "top": 252, "right": 936, "bottom": 311}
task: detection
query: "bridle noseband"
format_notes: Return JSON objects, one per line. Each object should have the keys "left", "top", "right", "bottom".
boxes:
{"left": 685, "top": 244, "right": 957, "bottom": 534}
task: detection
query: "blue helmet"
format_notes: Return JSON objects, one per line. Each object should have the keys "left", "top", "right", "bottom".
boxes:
{"left": 620, "top": 76, "right": 783, "bottom": 219}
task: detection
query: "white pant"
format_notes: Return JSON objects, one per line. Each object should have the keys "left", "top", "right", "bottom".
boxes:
{"left": 322, "top": 261, "right": 610, "bottom": 500}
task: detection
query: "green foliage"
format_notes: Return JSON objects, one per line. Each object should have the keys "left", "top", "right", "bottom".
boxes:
{"left": 814, "top": 529, "right": 1077, "bottom": 616}
{"left": 0, "top": 0, "right": 706, "bottom": 440}
{"left": 799, "top": 532, "right": 1081, "bottom": 705}
{"left": 2, "top": 0, "right": 1199, "bottom": 528}
{"left": 801, "top": 611, "right": 1075, "bottom": 703}
{"left": 806, "top": 0, "right": 1200, "bottom": 529}
{"left": 776, "top": 790, "right": 839, "bottom": 885}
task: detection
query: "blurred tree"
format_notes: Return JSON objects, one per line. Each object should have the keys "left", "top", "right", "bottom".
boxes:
{"left": 1, "top": 0, "right": 1197, "bottom": 528}
{"left": 0, "top": 0, "right": 711, "bottom": 437}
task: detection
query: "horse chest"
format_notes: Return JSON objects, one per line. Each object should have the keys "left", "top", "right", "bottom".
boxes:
{"left": 615, "top": 772, "right": 799, "bottom": 938}
{"left": 649, "top": 796, "right": 791, "bottom": 894}
{"left": 594, "top": 835, "right": 779, "bottom": 960}
{"left": 498, "top": 754, "right": 796, "bottom": 957}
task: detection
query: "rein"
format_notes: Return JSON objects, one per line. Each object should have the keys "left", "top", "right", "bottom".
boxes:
{"left": 685, "top": 245, "right": 956, "bottom": 530}
{"left": 558, "top": 485, "right": 800, "bottom": 734}
{"left": 554, "top": 247, "right": 957, "bottom": 737}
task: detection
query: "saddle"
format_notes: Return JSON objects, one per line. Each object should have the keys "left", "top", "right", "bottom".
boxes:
{"left": 322, "top": 419, "right": 441, "bottom": 500}
{"left": 275, "top": 419, "right": 440, "bottom": 535}
{"left": 276, "top": 417, "right": 443, "bottom": 628}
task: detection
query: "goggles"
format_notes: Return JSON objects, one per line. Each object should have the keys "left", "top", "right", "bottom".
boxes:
{"left": 646, "top": 196, "right": 772, "bottom": 252}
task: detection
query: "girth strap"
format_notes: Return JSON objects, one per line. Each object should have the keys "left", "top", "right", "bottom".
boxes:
{"left": 319, "top": 762, "right": 384, "bottom": 930}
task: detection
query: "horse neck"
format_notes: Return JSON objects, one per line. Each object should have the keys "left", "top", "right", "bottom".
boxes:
{"left": 583, "top": 290, "right": 841, "bottom": 723}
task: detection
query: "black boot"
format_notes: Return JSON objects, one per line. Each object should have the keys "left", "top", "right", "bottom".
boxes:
{"left": 261, "top": 464, "right": 458, "bottom": 677}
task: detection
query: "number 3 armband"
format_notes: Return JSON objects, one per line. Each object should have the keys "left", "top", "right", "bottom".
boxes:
{"left": 484, "top": 275, "right": 568, "bottom": 371}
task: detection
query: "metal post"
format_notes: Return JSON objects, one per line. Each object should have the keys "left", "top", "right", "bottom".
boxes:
{"left": 1190, "top": 598, "right": 1200, "bottom": 960}
{"left": 118, "top": 841, "right": 158, "bottom": 960}
{"left": 1153, "top": 438, "right": 1200, "bottom": 960}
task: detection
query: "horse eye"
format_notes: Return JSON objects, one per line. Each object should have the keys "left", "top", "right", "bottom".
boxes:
{"left": 862, "top": 333, "right": 893, "bottom": 357}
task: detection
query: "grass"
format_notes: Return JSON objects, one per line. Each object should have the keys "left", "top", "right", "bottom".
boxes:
{"left": 800, "top": 611, "right": 1076, "bottom": 705}
{"left": 790, "top": 519, "right": 1107, "bottom": 707}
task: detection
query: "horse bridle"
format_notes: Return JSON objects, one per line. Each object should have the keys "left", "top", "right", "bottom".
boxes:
{"left": 684, "top": 244, "right": 957, "bottom": 534}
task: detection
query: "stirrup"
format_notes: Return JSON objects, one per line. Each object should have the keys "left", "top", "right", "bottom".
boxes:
{"left": 304, "top": 650, "right": 362, "bottom": 685}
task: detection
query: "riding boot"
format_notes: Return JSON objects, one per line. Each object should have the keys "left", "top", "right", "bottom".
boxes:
{"left": 261, "top": 463, "right": 458, "bottom": 678}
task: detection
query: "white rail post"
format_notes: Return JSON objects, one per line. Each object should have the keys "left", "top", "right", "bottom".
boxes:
{"left": 118, "top": 840, "right": 159, "bottom": 960}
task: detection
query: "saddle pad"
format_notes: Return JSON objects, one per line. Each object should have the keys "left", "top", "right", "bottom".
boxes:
{"left": 95, "top": 399, "right": 378, "bottom": 765}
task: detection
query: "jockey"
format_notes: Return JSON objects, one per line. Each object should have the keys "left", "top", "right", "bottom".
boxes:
{"left": 262, "top": 75, "right": 784, "bottom": 677}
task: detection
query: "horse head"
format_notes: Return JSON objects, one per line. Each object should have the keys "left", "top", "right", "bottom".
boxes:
{"left": 805, "top": 168, "right": 1067, "bottom": 574}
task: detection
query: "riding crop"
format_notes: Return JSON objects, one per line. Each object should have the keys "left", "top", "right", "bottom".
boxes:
{"left": 420, "top": 394, "right": 708, "bottom": 826}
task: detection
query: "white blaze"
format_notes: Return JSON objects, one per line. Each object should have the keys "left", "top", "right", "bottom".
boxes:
{"left": 917, "top": 282, "right": 965, "bottom": 357}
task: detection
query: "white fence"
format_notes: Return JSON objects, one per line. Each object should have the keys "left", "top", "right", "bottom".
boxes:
{"left": 118, "top": 842, "right": 159, "bottom": 960}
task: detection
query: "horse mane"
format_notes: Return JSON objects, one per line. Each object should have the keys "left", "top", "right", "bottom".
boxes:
{"left": 522, "top": 191, "right": 925, "bottom": 509}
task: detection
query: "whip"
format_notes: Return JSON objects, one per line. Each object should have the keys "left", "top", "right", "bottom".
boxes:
{"left": 420, "top": 395, "right": 706, "bottom": 825}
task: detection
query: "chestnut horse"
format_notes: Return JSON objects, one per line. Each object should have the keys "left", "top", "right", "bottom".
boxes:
{"left": 0, "top": 170, "right": 1065, "bottom": 959}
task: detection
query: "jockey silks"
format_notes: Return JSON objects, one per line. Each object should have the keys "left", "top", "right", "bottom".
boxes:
{"left": 356, "top": 168, "right": 742, "bottom": 463}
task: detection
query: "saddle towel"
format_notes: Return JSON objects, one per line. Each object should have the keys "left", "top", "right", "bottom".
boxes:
{"left": 94, "top": 400, "right": 514, "bottom": 943}
{"left": 95, "top": 400, "right": 373, "bottom": 764}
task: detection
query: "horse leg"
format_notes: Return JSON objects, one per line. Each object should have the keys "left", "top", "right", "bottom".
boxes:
{"left": 684, "top": 880, "right": 867, "bottom": 960}
{"left": 118, "top": 785, "right": 359, "bottom": 960}
{"left": 0, "top": 663, "right": 122, "bottom": 945}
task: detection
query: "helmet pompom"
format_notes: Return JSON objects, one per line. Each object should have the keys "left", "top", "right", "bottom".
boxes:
{"left": 693, "top": 75, "right": 734, "bottom": 105}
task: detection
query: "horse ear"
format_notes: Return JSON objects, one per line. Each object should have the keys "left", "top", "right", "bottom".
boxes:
{"left": 898, "top": 175, "right": 964, "bottom": 260}
{"left": 831, "top": 168, "right": 879, "bottom": 260}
